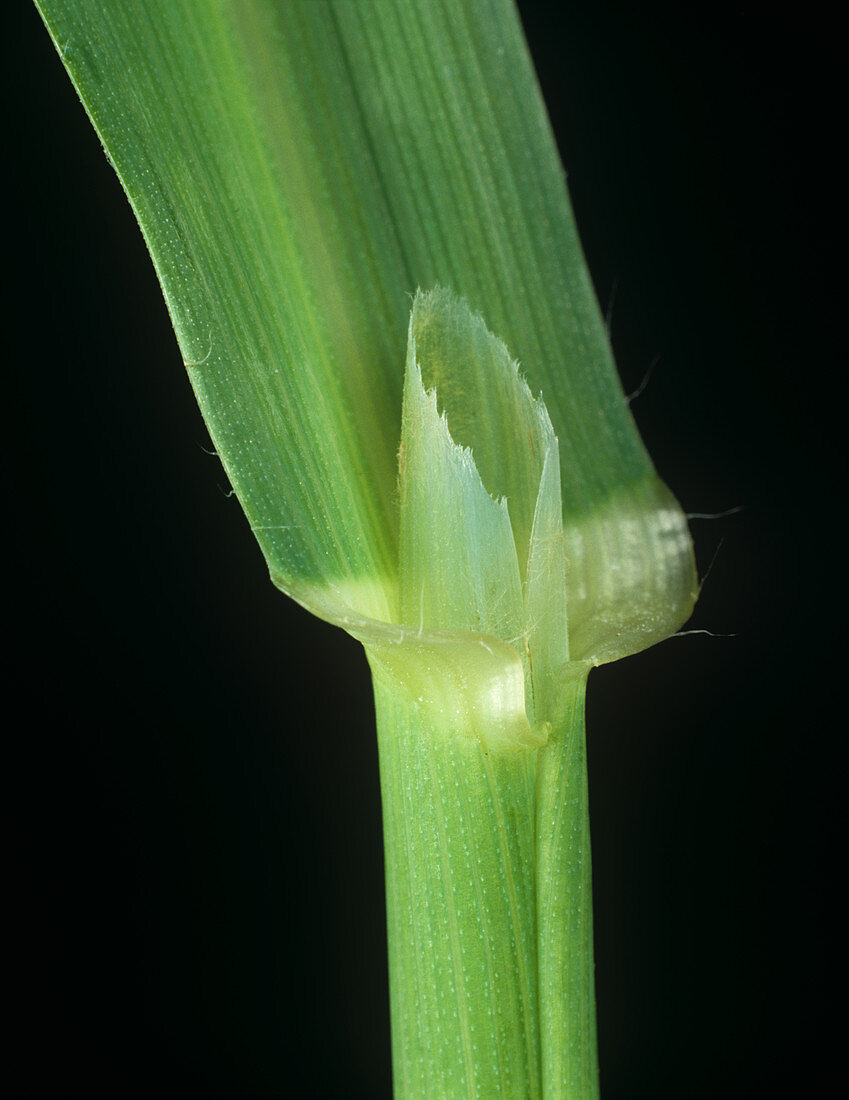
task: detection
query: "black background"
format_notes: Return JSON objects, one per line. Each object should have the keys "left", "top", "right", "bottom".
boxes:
{"left": 10, "top": 3, "right": 839, "bottom": 1097}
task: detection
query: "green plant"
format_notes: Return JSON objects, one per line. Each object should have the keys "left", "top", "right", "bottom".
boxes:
{"left": 34, "top": 2, "right": 697, "bottom": 1095}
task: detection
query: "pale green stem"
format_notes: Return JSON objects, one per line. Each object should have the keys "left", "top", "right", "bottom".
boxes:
{"left": 370, "top": 664, "right": 597, "bottom": 1099}
{"left": 536, "top": 671, "right": 599, "bottom": 1099}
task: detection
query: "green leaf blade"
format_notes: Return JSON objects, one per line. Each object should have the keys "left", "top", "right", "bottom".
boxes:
{"left": 37, "top": 0, "right": 695, "bottom": 647}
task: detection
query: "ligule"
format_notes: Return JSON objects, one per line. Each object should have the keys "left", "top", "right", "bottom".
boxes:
{"left": 290, "top": 286, "right": 695, "bottom": 754}
{"left": 290, "top": 288, "right": 574, "bottom": 753}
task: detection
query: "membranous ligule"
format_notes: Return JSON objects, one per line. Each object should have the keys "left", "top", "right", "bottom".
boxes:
{"left": 283, "top": 288, "right": 696, "bottom": 752}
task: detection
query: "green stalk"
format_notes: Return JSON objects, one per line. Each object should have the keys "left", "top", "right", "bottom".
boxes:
{"left": 33, "top": 2, "right": 698, "bottom": 1095}
{"left": 374, "top": 668, "right": 595, "bottom": 1099}
{"left": 373, "top": 677, "right": 540, "bottom": 1098}
{"left": 535, "top": 673, "right": 597, "bottom": 1097}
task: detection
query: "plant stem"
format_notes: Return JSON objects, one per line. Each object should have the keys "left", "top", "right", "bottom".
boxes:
{"left": 371, "top": 663, "right": 597, "bottom": 1099}
{"left": 535, "top": 671, "right": 599, "bottom": 1099}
